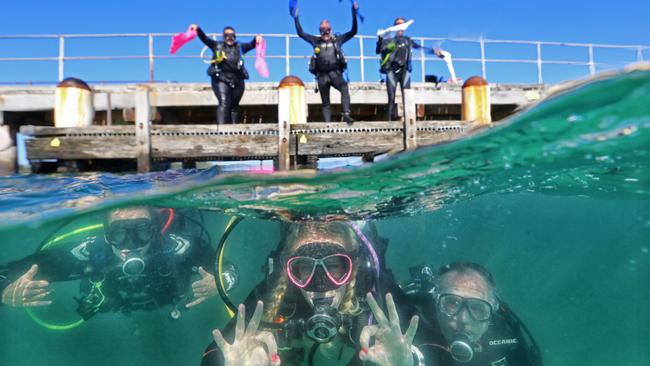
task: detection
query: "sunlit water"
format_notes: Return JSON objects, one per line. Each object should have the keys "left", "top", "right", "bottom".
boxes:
{"left": 1, "top": 67, "right": 649, "bottom": 365}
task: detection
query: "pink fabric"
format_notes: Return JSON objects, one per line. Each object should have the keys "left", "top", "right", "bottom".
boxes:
{"left": 169, "top": 27, "right": 197, "bottom": 54}
{"left": 255, "top": 38, "right": 270, "bottom": 78}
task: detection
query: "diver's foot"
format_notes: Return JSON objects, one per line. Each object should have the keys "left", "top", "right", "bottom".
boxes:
{"left": 343, "top": 114, "right": 354, "bottom": 125}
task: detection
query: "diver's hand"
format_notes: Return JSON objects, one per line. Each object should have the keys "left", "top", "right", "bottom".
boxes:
{"left": 353, "top": 1, "right": 359, "bottom": 11}
{"left": 1, "top": 265, "right": 53, "bottom": 308}
{"left": 359, "top": 293, "right": 419, "bottom": 366}
{"left": 213, "top": 301, "right": 281, "bottom": 366}
{"left": 186, "top": 267, "right": 217, "bottom": 308}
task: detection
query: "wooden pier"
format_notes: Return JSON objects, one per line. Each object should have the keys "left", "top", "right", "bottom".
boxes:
{"left": 20, "top": 121, "right": 473, "bottom": 172}
{"left": 2, "top": 81, "right": 546, "bottom": 173}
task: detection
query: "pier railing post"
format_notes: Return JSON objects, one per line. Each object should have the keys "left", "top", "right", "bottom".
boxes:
{"left": 135, "top": 87, "right": 152, "bottom": 173}
{"left": 359, "top": 37, "right": 365, "bottom": 82}
{"left": 58, "top": 36, "right": 65, "bottom": 82}
{"left": 536, "top": 42, "right": 543, "bottom": 84}
{"left": 403, "top": 89, "right": 417, "bottom": 150}
{"left": 588, "top": 44, "right": 596, "bottom": 75}
{"left": 148, "top": 34, "right": 155, "bottom": 82}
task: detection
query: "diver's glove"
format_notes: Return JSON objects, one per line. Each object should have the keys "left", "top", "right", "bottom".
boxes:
{"left": 401, "top": 264, "right": 436, "bottom": 303}
{"left": 76, "top": 292, "right": 103, "bottom": 320}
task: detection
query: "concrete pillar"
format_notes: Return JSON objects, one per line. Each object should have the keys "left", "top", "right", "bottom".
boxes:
{"left": 0, "top": 125, "right": 16, "bottom": 175}
{"left": 55, "top": 78, "right": 95, "bottom": 127}
{"left": 462, "top": 76, "right": 491, "bottom": 125}
{"left": 277, "top": 76, "right": 306, "bottom": 171}
{"left": 278, "top": 76, "right": 307, "bottom": 125}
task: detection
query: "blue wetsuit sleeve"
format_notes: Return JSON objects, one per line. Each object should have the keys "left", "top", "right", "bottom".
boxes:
{"left": 197, "top": 27, "right": 218, "bottom": 50}
{"left": 294, "top": 16, "right": 319, "bottom": 46}
{"left": 339, "top": 7, "right": 358, "bottom": 44}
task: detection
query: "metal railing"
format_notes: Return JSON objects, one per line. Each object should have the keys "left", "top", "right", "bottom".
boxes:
{"left": 1, "top": 33, "right": 648, "bottom": 84}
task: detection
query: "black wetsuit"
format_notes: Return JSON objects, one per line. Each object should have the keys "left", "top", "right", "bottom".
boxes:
{"left": 0, "top": 233, "right": 214, "bottom": 318}
{"left": 294, "top": 7, "right": 358, "bottom": 122}
{"left": 377, "top": 35, "right": 414, "bottom": 121}
{"left": 197, "top": 27, "right": 257, "bottom": 124}
{"left": 402, "top": 266, "right": 543, "bottom": 366}
{"left": 417, "top": 300, "right": 543, "bottom": 366}
{"left": 200, "top": 223, "right": 422, "bottom": 366}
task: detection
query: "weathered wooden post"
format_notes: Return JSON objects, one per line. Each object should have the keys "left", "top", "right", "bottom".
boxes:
{"left": 461, "top": 76, "right": 491, "bottom": 125}
{"left": 403, "top": 88, "right": 417, "bottom": 150}
{"left": 135, "top": 87, "right": 152, "bottom": 173}
{"left": 277, "top": 76, "right": 307, "bottom": 171}
{"left": 54, "top": 78, "right": 95, "bottom": 128}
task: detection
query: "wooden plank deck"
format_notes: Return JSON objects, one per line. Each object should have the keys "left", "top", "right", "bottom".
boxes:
{"left": 20, "top": 120, "right": 478, "bottom": 172}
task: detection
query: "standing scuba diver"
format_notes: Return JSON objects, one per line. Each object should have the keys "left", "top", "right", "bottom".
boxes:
{"left": 376, "top": 18, "right": 415, "bottom": 122}
{"left": 201, "top": 221, "right": 424, "bottom": 366}
{"left": 191, "top": 24, "right": 263, "bottom": 124}
{"left": 292, "top": 2, "right": 359, "bottom": 124}
{"left": 0, "top": 206, "right": 221, "bottom": 320}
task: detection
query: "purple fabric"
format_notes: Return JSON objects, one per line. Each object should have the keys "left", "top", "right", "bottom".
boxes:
{"left": 169, "top": 26, "right": 197, "bottom": 54}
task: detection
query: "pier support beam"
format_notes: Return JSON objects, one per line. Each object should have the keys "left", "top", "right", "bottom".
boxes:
{"left": 278, "top": 120, "right": 290, "bottom": 171}
{"left": 403, "top": 89, "right": 417, "bottom": 150}
{"left": 135, "top": 88, "right": 152, "bottom": 173}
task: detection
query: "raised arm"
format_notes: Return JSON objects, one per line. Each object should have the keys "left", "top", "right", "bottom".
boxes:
{"left": 294, "top": 15, "right": 320, "bottom": 46}
{"left": 241, "top": 36, "right": 258, "bottom": 54}
{"left": 339, "top": 5, "right": 359, "bottom": 44}
{"left": 195, "top": 26, "right": 218, "bottom": 50}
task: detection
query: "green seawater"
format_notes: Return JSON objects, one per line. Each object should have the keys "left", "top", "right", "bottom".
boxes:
{"left": 0, "top": 67, "right": 649, "bottom": 365}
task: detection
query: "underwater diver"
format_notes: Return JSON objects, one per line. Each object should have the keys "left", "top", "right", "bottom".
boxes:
{"left": 0, "top": 206, "right": 231, "bottom": 320}
{"left": 376, "top": 17, "right": 416, "bottom": 121}
{"left": 403, "top": 262, "right": 543, "bottom": 365}
{"left": 191, "top": 23, "right": 263, "bottom": 124}
{"left": 201, "top": 221, "right": 425, "bottom": 366}
{"left": 292, "top": 2, "right": 359, "bottom": 124}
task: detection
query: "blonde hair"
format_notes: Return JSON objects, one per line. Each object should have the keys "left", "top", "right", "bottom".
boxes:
{"left": 262, "top": 222, "right": 364, "bottom": 323}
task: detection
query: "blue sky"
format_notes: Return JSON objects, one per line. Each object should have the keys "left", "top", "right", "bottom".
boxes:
{"left": 1, "top": 0, "right": 649, "bottom": 84}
